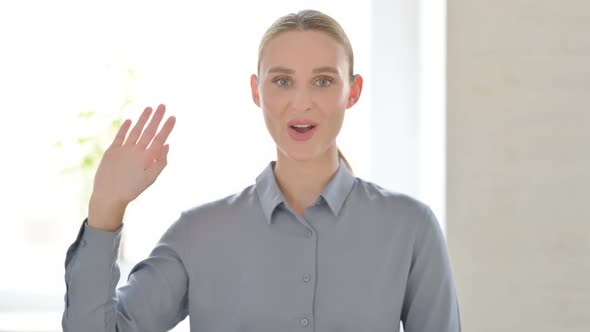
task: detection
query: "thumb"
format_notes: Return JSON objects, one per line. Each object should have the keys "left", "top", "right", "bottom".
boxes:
{"left": 146, "top": 144, "right": 170, "bottom": 179}
{"left": 162, "top": 144, "right": 170, "bottom": 155}
{"left": 158, "top": 144, "right": 170, "bottom": 164}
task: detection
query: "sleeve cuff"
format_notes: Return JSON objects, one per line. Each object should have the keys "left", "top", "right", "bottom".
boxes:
{"left": 69, "top": 218, "right": 123, "bottom": 264}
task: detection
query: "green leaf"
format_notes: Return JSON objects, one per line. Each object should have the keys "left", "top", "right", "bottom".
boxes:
{"left": 77, "top": 137, "right": 94, "bottom": 145}
{"left": 54, "top": 140, "right": 63, "bottom": 148}
{"left": 111, "top": 118, "right": 122, "bottom": 129}
{"left": 78, "top": 110, "right": 96, "bottom": 120}
{"left": 81, "top": 156, "right": 95, "bottom": 170}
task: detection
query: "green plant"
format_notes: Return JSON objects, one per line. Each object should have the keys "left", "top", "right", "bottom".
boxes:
{"left": 54, "top": 64, "right": 139, "bottom": 211}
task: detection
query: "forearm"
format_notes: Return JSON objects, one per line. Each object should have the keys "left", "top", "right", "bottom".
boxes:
{"left": 63, "top": 220, "right": 122, "bottom": 331}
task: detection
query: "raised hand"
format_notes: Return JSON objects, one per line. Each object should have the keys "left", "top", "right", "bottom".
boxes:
{"left": 88, "top": 104, "right": 176, "bottom": 231}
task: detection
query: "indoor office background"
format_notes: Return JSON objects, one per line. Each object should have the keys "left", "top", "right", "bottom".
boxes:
{"left": 0, "top": 0, "right": 587, "bottom": 331}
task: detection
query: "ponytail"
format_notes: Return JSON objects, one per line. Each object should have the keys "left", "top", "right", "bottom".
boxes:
{"left": 337, "top": 148, "right": 353, "bottom": 174}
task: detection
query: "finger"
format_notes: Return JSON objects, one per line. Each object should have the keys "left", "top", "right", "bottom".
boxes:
{"left": 125, "top": 107, "right": 153, "bottom": 146}
{"left": 111, "top": 119, "right": 132, "bottom": 147}
{"left": 137, "top": 104, "right": 166, "bottom": 149}
{"left": 148, "top": 115, "right": 176, "bottom": 151}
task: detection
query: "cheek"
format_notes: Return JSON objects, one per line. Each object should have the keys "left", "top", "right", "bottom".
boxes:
{"left": 314, "top": 89, "right": 348, "bottom": 114}
{"left": 260, "top": 97, "right": 285, "bottom": 136}
{"left": 260, "top": 86, "right": 288, "bottom": 115}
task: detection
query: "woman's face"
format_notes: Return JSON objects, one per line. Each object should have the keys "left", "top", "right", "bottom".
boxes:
{"left": 251, "top": 30, "right": 362, "bottom": 162}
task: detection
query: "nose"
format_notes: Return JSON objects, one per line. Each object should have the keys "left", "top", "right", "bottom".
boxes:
{"left": 291, "top": 86, "right": 312, "bottom": 112}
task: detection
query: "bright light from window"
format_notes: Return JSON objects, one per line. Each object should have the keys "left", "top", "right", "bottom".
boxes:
{"left": 0, "top": 1, "right": 371, "bottom": 331}
{"left": 0, "top": 1, "right": 445, "bottom": 331}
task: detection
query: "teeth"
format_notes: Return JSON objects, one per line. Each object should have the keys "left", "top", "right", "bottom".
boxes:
{"left": 292, "top": 124, "right": 313, "bottom": 128}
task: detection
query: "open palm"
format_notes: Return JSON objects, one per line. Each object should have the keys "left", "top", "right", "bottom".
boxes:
{"left": 92, "top": 104, "right": 176, "bottom": 206}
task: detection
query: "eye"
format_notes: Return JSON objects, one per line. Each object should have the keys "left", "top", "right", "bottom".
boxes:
{"left": 314, "top": 76, "right": 334, "bottom": 87}
{"left": 273, "top": 77, "right": 292, "bottom": 87}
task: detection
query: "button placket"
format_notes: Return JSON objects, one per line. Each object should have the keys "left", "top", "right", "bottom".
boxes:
{"left": 297, "top": 215, "right": 315, "bottom": 329}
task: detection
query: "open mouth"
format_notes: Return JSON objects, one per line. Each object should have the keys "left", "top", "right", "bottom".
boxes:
{"left": 290, "top": 124, "right": 316, "bottom": 133}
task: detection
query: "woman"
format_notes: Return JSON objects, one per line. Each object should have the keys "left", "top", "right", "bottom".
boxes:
{"left": 63, "top": 9, "right": 461, "bottom": 332}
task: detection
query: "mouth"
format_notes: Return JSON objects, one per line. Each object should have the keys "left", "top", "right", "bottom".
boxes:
{"left": 287, "top": 121, "right": 318, "bottom": 141}
{"left": 287, "top": 120, "right": 318, "bottom": 141}
{"left": 289, "top": 124, "right": 317, "bottom": 133}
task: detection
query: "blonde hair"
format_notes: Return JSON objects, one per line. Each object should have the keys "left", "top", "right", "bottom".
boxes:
{"left": 257, "top": 9, "right": 355, "bottom": 174}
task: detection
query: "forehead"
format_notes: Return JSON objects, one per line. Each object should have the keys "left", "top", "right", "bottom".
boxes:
{"left": 260, "top": 30, "right": 348, "bottom": 76}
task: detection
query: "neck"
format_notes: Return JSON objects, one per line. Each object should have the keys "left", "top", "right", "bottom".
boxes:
{"left": 273, "top": 147, "right": 340, "bottom": 216}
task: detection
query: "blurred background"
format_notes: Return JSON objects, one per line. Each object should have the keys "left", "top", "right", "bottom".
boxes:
{"left": 0, "top": 0, "right": 587, "bottom": 331}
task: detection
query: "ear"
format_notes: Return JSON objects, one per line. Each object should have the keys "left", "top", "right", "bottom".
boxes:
{"left": 250, "top": 74, "right": 261, "bottom": 107}
{"left": 346, "top": 74, "right": 364, "bottom": 109}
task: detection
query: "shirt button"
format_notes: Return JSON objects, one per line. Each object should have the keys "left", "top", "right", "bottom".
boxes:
{"left": 304, "top": 229, "right": 312, "bottom": 237}
{"left": 300, "top": 318, "right": 309, "bottom": 327}
{"left": 303, "top": 274, "right": 311, "bottom": 282}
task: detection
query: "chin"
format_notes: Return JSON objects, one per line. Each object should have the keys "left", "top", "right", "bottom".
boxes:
{"left": 280, "top": 145, "right": 327, "bottom": 162}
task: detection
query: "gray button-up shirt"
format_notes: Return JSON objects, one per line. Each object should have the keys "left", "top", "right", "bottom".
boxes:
{"left": 63, "top": 159, "right": 461, "bottom": 331}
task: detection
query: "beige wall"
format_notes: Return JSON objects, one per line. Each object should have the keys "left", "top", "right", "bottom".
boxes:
{"left": 447, "top": 0, "right": 590, "bottom": 331}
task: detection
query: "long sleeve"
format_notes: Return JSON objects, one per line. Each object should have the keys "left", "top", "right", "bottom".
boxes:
{"left": 401, "top": 206, "right": 462, "bottom": 332}
{"left": 62, "top": 215, "right": 189, "bottom": 332}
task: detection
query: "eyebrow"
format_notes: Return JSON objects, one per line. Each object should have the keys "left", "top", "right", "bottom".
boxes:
{"left": 266, "top": 66, "right": 341, "bottom": 75}
{"left": 312, "top": 66, "right": 340, "bottom": 74}
{"left": 267, "top": 67, "right": 294, "bottom": 74}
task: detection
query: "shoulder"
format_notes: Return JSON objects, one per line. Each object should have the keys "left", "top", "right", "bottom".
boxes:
{"left": 176, "top": 184, "right": 258, "bottom": 227}
{"left": 353, "top": 177, "right": 440, "bottom": 233}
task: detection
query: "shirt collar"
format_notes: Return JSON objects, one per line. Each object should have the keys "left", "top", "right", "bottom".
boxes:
{"left": 255, "top": 158, "right": 357, "bottom": 224}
